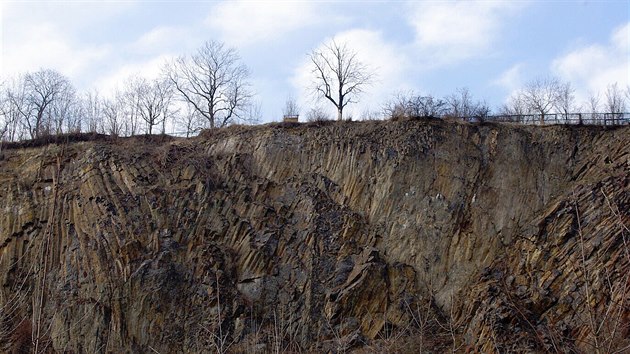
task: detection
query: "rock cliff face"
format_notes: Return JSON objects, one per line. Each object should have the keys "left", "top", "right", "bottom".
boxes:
{"left": 0, "top": 119, "right": 628, "bottom": 353}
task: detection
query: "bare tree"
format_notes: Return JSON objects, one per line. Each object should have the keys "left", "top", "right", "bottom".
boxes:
{"left": 0, "top": 81, "right": 17, "bottom": 141}
{"left": 587, "top": 91, "right": 600, "bottom": 113}
{"left": 49, "top": 84, "right": 78, "bottom": 134}
{"left": 445, "top": 87, "right": 473, "bottom": 118}
{"left": 102, "top": 94, "right": 125, "bottom": 137}
{"left": 554, "top": 81, "right": 577, "bottom": 121}
{"left": 500, "top": 93, "right": 527, "bottom": 117}
{"left": 82, "top": 90, "right": 103, "bottom": 133}
{"left": 605, "top": 83, "right": 626, "bottom": 114}
{"left": 586, "top": 91, "right": 601, "bottom": 124}
{"left": 174, "top": 105, "right": 203, "bottom": 137}
{"left": 0, "top": 82, "right": 10, "bottom": 142}
{"left": 160, "top": 89, "right": 178, "bottom": 135}
{"left": 474, "top": 99, "right": 492, "bottom": 121}
{"left": 129, "top": 77, "right": 174, "bottom": 134}
{"left": 520, "top": 76, "right": 562, "bottom": 124}
{"left": 66, "top": 100, "right": 84, "bottom": 133}
{"left": 382, "top": 91, "right": 411, "bottom": 119}
{"left": 309, "top": 39, "right": 372, "bottom": 121}
{"left": 0, "top": 82, "right": 8, "bottom": 157}
{"left": 2, "top": 76, "right": 31, "bottom": 141}
{"left": 22, "top": 69, "right": 74, "bottom": 138}
{"left": 245, "top": 100, "right": 263, "bottom": 124}
{"left": 120, "top": 75, "right": 144, "bottom": 136}
{"left": 282, "top": 95, "right": 300, "bottom": 118}
{"left": 445, "top": 87, "right": 491, "bottom": 120}
{"left": 165, "top": 40, "right": 252, "bottom": 129}
{"left": 383, "top": 91, "right": 446, "bottom": 120}
{"left": 409, "top": 95, "right": 447, "bottom": 118}
{"left": 603, "top": 83, "right": 627, "bottom": 125}
{"left": 306, "top": 106, "right": 331, "bottom": 122}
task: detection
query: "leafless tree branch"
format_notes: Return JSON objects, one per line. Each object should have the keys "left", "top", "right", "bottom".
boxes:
{"left": 309, "top": 39, "right": 373, "bottom": 120}
{"left": 165, "top": 40, "right": 252, "bottom": 129}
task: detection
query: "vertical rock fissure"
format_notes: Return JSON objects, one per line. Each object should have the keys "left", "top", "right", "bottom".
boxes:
{"left": 34, "top": 152, "right": 63, "bottom": 353}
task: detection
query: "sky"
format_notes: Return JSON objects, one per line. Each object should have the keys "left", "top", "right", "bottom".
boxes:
{"left": 1, "top": 0, "right": 629, "bottom": 125}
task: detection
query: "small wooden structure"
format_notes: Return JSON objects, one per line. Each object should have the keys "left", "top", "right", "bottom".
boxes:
{"left": 283, "top": 115, "right": 299, "bottom": 123}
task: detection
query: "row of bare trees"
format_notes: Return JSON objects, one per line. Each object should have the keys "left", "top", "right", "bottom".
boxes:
{"left": 304, "top": 39, "right": 629, "bottom": 124}
{"left": 2, "top": 37, "right": 628, "bottom": 142}
{"left": 0, "top": 72, "right": 182, "bottom": 141}
{"left": 293, "top": 40, "right": 488, "bottom": 122}
{"left": 377, "top": 80, "right": 629, "bottom": 124}
{"left": 0, "top": 69, "right": 77, "bottom": 141}
{"left": 501, "top": 78, "right": 629, "bottom": 124}
{"left": 382, "top": 87, "right": 491, "bottom": 121}
{"left": 0, "top": 40, "right": 255, "bottom": 143}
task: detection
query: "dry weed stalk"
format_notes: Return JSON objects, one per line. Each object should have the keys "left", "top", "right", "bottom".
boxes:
{"left": 206, "top": 271, "right": 236, "bottom": 354}
{"left": 573, "top": 188, "right": 630, "bottom": 353}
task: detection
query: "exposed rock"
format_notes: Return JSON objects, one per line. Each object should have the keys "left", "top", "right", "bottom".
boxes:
{"left": 0, "top": 119, "right": 628, "bottom": 353}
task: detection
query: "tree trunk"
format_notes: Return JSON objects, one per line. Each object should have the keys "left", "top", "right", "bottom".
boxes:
{"left": 337, "top": 108, "right": 343, "bottom": 121}
{"left": 209, "top": 104, "right": 215, "bottom": 129}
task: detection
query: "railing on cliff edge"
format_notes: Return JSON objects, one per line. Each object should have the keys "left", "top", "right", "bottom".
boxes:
{"left": 459, "top": 112, "right": 630, "bottom": 126}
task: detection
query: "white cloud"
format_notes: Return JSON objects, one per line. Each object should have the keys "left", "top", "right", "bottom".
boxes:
{"left": 1, "top": 4, "right": 190, "bottom": 95}
{"left": 291, "top": 29, "right": 410, "bottom": 120}
{"left": 2, "top": 1, "right": 135, "bottom": 29}
{"left": 205, "top": 1, "right": 321, "bottom": 47}
{"left": 552, "top": 22, "right": 629, "bottom": 102}
{"left": 1, "top": 1, "right": 137, "bottom": 86}
{"left": 611, "top": 22, "right": 629, "bottom": 54}
{"left": 95, "top": 55, "right": 171, "bottom": 98}
{"left": 407, "top": 1, "right": 523, "bottom": 66}
{"left": 132, "top": 26, "right": 191, "bottom": 54}
{"left": 1, "top": 22, "right": 110, "bottom": 80}
{"left": 493, "top": 63, "right": 524, "bottom": 93}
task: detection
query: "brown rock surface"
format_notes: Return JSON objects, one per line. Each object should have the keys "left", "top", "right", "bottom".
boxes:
{"left": 0, "top": 119, "right": 628, "bottom": 353}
